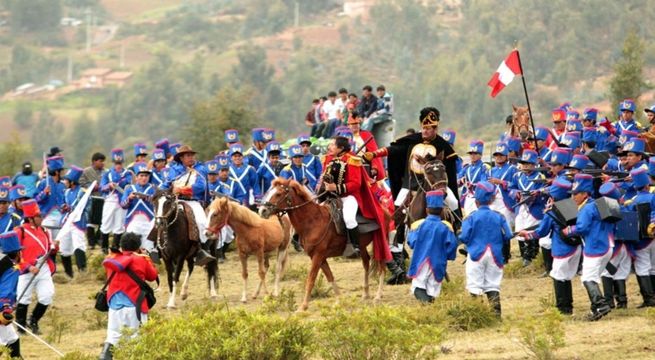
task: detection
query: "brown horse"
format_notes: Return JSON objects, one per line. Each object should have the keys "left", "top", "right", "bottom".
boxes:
{"left": 205, "top": 197, "right": 292, "bottom": 302}
{"left": 405, "top": 152, "right": 455, "bottom": 225}
{"left": 259, "top": 178, "right": 389, "bottom": 311}
{"left": 508, "top": 104, "right": 532, "bottom": 141}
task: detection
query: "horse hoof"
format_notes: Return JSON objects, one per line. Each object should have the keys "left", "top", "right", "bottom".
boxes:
{"left": 181, "top": 294, "right": 188, "bottom": 301}
{"left": 361, "top": 294, "right": 370, "bottom": 300}
{"left": 166, "top": 305, "right": 177, "bottom": 310}
{"left": 240, "top": 298, "right": 247, "bottom": 303}
{"left": 374, "top": 295, "right": 382, "bottom": 302}
{"left": 210, "top": 295, "right": 218, "bottom": 300}
{"left": 296, "top": 305, "right": 308, "bottom": 313}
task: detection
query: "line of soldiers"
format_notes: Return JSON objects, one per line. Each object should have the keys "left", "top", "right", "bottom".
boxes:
{"left": 447, "top": 99, "right": 655, "bottom": 320}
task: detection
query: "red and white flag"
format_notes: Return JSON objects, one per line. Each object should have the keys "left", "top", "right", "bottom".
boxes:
{"left": 487, "top": 50, "right": 522, "bottom": 98}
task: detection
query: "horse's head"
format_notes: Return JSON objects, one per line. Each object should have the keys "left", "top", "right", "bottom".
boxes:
{"left": 259, "top": 178, "right": 310, "bottom": 219}
{"left": 423, "top": 155, "right": 448, "bottom": 190}
{"left": 153, "top": 189, "right": 177, "bottom": 228}
{"left": 512, "top": 104, "right": 532, "bottom": 141}
{"left": 206, "top": 197, "right": 230, "bottom": 236}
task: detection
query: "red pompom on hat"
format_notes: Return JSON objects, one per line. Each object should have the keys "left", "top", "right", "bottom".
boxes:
{"left": 22, "top": 199, "right": 40, "bottom": 218}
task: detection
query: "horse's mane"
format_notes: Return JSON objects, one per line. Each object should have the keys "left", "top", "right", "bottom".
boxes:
{"left": 271, "top": 178, "right": 314, "bottom": 203}
{"left": 208, "top": 198, "right": 263, "bottom": 226}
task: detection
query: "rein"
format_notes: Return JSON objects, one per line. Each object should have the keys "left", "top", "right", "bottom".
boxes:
{"left": 155, "top": 194, "right": 181, "bottom": 250}
{"left": 206, "top": 201, "right": 231, "bottom": 235}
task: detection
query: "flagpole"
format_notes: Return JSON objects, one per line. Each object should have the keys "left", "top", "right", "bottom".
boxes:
{"left": 514, "top": 47, "right": 539, "bottom": 152}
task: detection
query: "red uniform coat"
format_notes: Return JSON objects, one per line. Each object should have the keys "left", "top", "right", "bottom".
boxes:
{"left": 328, "top": 152, "right": 391, "bottom": 262}
{"left": 356, "top": 131, "right": 386, "bottom": 180}
{"left": 103, "top": 251, "right": 158, "bottom": 313}
{"left": 15, "top": 224, "right": 55, "bottom": 275}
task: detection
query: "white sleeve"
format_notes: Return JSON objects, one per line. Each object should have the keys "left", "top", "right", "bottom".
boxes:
{"left": 445, "top": 187, "right": 458, "bottom": 210}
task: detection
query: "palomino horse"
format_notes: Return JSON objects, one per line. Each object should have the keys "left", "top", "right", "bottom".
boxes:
{"left": 205, "top": 197, "right": 292, "bottom": 302}
{"left": 260, "top": 178, "right": 389, "bottom": 311}
{"left": 152, "top": 189, "right": 218, "bottom": 309}
{"left": 507, "top": 104, "right": 532, "bottom": 141}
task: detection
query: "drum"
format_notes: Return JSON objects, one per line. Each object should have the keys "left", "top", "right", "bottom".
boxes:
{"left": 89, "top": 196, "right": 104, "bottom": 225}
{"left": 552, "top": 198, "right": 578, "bottom": 226}
{"left": 595, "top": 197, "right": 622, "bottom": 223}
{"left": 636, "top": 202, "right": 652, "bottom": 239}
{"left": 616, "top": 211, "right": 640, "bottom": 242}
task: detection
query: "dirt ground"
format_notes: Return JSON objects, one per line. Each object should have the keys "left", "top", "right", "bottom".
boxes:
{"left": 17, "top": 239, "right": 655, "bottom": 359}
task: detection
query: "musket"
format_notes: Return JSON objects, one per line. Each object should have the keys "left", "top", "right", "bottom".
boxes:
{"left": 581, "top": 168, "right": 629, "bottom": 178}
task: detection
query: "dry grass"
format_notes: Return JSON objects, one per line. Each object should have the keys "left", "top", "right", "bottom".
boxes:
{"left": 16, "top": 239, "right": 655, "bottom": 359}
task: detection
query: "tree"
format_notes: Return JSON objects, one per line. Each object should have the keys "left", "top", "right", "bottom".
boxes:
{"left": 609, "top": 30, "right": 648, "bottom": 116}
{"left": 13, "top": 101, "right": 33, "bottom": 129}
{"left": 184, "top": 88, "right": 257, "bottom": 160}
{"left": 0, "top": 134, "right": 32, "bottom": 176}
{"left": 7, "top": 0, "right": 62, "bottom": 33}
{"left": 31, "top": 107, "right": 57, "bottom": 157}
{"left": 67, "top": 112, "right": 97, "bottom": 165}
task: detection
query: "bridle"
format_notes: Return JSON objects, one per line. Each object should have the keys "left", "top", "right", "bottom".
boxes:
{"left": 154, "top": 192, "right": 181, "bottom": 250}
{"left": 206, "top": 201, "right": 231, "bottom": 235}
{"left": 261, "top": 185, "right": 325, "bottom": 216}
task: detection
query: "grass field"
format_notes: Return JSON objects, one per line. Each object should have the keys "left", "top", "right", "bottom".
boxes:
{"left": 15, "top": 239, "right": 655, "bottom": 359}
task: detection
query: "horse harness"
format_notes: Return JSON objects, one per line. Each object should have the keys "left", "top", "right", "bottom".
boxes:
{"left": 155, "top": 194, "right": 181, "bottom": 251}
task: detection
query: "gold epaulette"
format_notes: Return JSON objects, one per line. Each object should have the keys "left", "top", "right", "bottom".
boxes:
{"left": 410, "top": 219, "right": 425, "bottom": 231}
{"left": 348, "top": 156, "right": 362, "bottom": 166}
{"left": 446, "top": 152, "right": 458, "bottom": 159}
{"left": 283, "top": 164, "right": 292, "bottom": 171}
{"left": 441, "top": 220, "right": 454, "bottom": 232}
{"left": 484, "top": 163, "right": 492, "bottom": 170}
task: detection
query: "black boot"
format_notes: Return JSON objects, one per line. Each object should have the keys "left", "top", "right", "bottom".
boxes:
{"left": 518, "top": 241, "right": 528, "bottom": 266}
{"left": 486, "top": 291, "right": 502, "bottom": 318}
{"left": 553, "top": 280, "right": 573, "bottom": 315}
{"left": 583, "top": 281, "right": 611, "bottom": 321}
{"left": 29, "top": 303, "right": 48, "bottom": 335}
{"left": 413, "top": 288, "right": 434, "bottom": 303}
{"left": 221, "top": 242, "right": 231, "bottom": 253}
{"left": 562, "top": 280, "right": 574, "bottom": 315}
{"left": 98, "top": 342, "right": 114, "bottom": 360}
{"left": 541, "top": 247, "right": 553, "bottom": 277}
{"left": 61, "top": 255, "right": 74, "bottom": 278}
{"left": 86, "top": 227, "right": 97, "bottom": 249}
{"left": 601, "top": 276, "right": 615, "bottom": 309}
{"left": 216, "top": 246, "right": 225, "bottom": 264}
{"left": 386, "top": 252, "right": 408, "bottom": 285}
{"left": 149, "top": 250, "right": 161, "bottom": 265}
{"left": 110, "top": 234, "right": 122, "bottom": 253}
{"left": 15, "top": 304, "right": 27, "bottom": 334}
{"left": 195, "top": 242, "right": 216, "bottom": 267}
{"left": 101, "top": 233, "right": 110, "bottom": 254}
{"left": 7, "top": 339, "right": 20, "bottom": 358}
{"left": 74, "top": 248, "right": 87, "bottom": 272}
{"left": 650, "top": 275, "right": 655, "bottom": 290}
{"left": 614, "top": 279, "right": 628, "bottom": 309}
{"left": 291, "top": 233, "right": 303, "bottom": 252}
{"left": 342, "top": 227, "right": 360, "bottom": 258}
{"left": 636, "top": 275, "right": 655, "bottom": 308}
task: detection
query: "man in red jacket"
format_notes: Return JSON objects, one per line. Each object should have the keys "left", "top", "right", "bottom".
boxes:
{"left": 99, "top": 232, "right": 158, "bottom": 359}
{"left": 14, "top": 199, "right": 56, "bottom": 335}
{"left": 347, "top": 111, "right": 385, "bottom": 180}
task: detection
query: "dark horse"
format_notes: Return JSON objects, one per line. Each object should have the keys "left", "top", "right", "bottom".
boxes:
{"left": 151, "top": 189, "right": 218, "bottom": 309}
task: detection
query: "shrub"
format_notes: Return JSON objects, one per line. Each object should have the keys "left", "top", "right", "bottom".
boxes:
{"left": 509, "top": 308, "right": 565, "bottom": 360}
{"left": 436, "top": 294, "right": 498, "bottom": 331}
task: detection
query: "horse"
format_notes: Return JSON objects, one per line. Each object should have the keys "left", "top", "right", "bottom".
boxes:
{"left": 151, "top": 189, "right": 218, "bottom": 309}
{"left": 404, "top": 152, "right": 457, "bottom": 226}
{"left": 508, "top": 104, "right": 532, "bottom": 141}
{"left": 259, "top": 178, "right": 389, "bottom": 311}
{"left": 205, "top": 196, "right": 292, "bottom": 302}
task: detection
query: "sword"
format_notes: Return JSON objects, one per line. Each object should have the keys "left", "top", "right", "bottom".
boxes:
{"left": 354, "top": 136, "right": 374, "bottom": 157}
{"left": 13, "top": 321, "right": 64, "bottom": 357}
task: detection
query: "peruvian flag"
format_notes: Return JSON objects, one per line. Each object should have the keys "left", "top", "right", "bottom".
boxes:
{"left": 487, "top": 50, "right": 522, "bottom": 98}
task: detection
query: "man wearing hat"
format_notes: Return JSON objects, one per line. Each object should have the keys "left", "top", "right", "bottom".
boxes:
{"left": 459, "top": 181, "right": 512, "bottom": 317}
{"left": 533, "top": 126, "right": 552, "bottom": 163}
{"left": 99, "top": 149, "right": 132, "bottom": 254}
{"left": 520, "top": 179, "right": 580, "bottom": 315}
{"left": 0, "top": 187, "right": 21, "bottom": 234}
{"left": 8, "top": 185, "right": 30, "bottom": 221}
{"left": 458, "top": 140, "right": 489, "bottom": 217}
{"left": 256, "top": 141, "right": 284, "bottom": 195}
{"left": 406, "top": 190, "right": 457, "bottom": 303}
{"left": 224, "top": 129, "right": 240, "bottom": 148}
{"left": 561, "top": 174, "right": 614, "bottom": 320}
{"left": 127, "top": 143, "right": 148, "bottom": 174}
{"left": 121, "top": 163, "right": 157, "bottom": 262}
{"left": 281, "top": 145, "right": 317, "bottom": 192}
{"left": 168, "top": 143, "right": 181, "bottom": 163}
{"left": 15, "top": 199, "right": 55, "bottom": 335}
{"left": 150, "top": 149, "right": 169, "bottom": 188}
{"left": 505, "top": 136, "right": 522, "bottom": 164}
{"left": 599, "top": 182, "right": 631, "bottom": 309}
{"left": 206, "top": 160, "right": 229, "bottom": 199}
{"left": 57, "top": 166, "right": 88, "bottom": 278}
{"left": 549, "top": 148, "right": 573, "bottom": 183}
{"left": 547, "top": 108, "right": 567, "bottom": 149}
{"left": 617, "top": 138, "right": 648, "bottom": 200}
{"left": 209, "top": 155, "right": 235, "bottom": 262}
{"left": 624, "top": 169, "right": 655, "bottom": 308}
{"left": 245, "top": 128, "right": 268, "bottom": 171}
{"left": 614, "top": 99, "right": 643, "bottom": 136}
{"left": 0, "top": 231, "right": 23, "bottom": 358}
{"left": 0, "top": 178, "right": 10, "bottom": 189}
{"left": 79, "top": 152, "right": 106, "bottom": 249}
{"left": 162, "top": 145, "right": 215, "bottom": 266}
{"left": 511, "top": 149, "right": 548, "bottom": 267}
{"left": 228, "top": 143, "right": 260, "bottom": 208}
{"left": 488, "top": 142, "right": 518, "bottom": 233}
{"left": 347, "top": 111, "right": 385, "bottom": 181}
{"left": 639, "top": 104, "right": 655, "bottom": 153}
{"left": 11, "top": 162, "right": 38, "bottom": 198}
{"left": 155, "top": 138, "right": 170, "bottom": 158}
{"left": 35, "top": 156, "right": 66, "bottom": 239}
{"left": 297, "top": 135, "right": 322, "bottom": 184}
{"left": 442, "top": 130, "right": 463, "bottom": 173}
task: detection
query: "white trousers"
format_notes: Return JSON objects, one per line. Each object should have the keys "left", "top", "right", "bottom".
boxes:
{"left": 342, "top": 195, "right": 358, "bottom": 230}
{"left": 515, "top": 205, "right": 541, "bottom": 244}
{"left": 489, "top": 191, "right": 515, "bottom": 229}
{"left": 105, "top": 307, "right": 147, "bottom": 345}
{"left": 181, "top": 200, "right": 207, "bottom": 243}
{"left": 466, "top": 249, "right": 503, "bottom": 295}
{"left": 463, "top": 194, "right": 478, "bottom": 218}
{"left": 550, "top": 246, "right": 581, "bottom": 281}
{"left": 16, "top": 265, "right": 54, "bottom": 305}
{"left": 126, "top": 215, "right": 155, "bottom": 251}
{"left": 218, "top": 226, "right": 234, "bottom": 249}
{"left": 42, "top": 210, "right": 63, "bottom": 238}
{"left": 601, "top": 243, "right": 632, "bottom": 280}
{"left": 411, "top": 263, "right": 442, "bottom": 298}
{"left": 634, "top": 241, "right": 655, "bottom": 276}
{"left": 58, "top": 225, "right": 87, "bottom": 256}
{"left": 100, "top": 195, "right": 126, "bottom": 235}
{"left": 581, "top": 250, "right": 612, "bottom": 284}
{"left": 0, "top": 324, "right": 18, "bottom": 346}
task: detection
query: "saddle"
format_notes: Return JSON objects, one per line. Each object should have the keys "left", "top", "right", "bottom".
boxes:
{"left": 324, "top": 198, "right": 380, "bottom": 235}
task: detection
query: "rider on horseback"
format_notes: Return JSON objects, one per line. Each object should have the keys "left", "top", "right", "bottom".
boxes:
{"left": 322, "top": 136, "right": 388, "bottom": 257}
{"left": 162, "top": 145, "right": 215, "bottom": 266}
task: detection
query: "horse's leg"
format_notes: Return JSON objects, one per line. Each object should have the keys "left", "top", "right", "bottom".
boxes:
{"left": 164, "top": 257, "right": 177, "bottom": 309}
{"left": 320, "top": 260, "right": 340, "bottom": 296}
{"left": 239, "top": 251, "right": 249, "bottom": 303}
{"left": 180, "top": 258, "right": 194, "bottom": 301}
{"left": 252, "top": 251, "right": 268, "bottom": 299}
{"left": 375, "top": 260, "right": 385, "bottom": 301}
{"left": 298, "top": 255, "right": 323, "bottom": 312}
{"left": 169, "top": 254, "right": 186, "bottom": 309}
{"left": 273, "top": 243, "right": 289, "bottom": 297}
{"left": 361, "top": 246, "right": 371, "bottom": 300}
